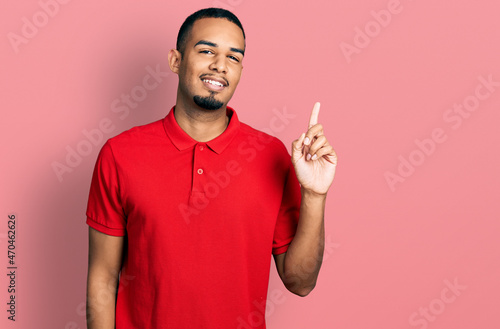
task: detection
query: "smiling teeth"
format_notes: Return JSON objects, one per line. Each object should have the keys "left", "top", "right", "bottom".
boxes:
{"left": 203, "top": 79, "right": 224, "bottom": 87}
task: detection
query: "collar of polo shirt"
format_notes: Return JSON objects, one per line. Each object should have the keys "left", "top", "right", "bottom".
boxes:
{"left": 163, "top": 106, "right": 240, "bottom": 154}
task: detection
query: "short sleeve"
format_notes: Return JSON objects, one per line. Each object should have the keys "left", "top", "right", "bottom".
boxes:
{"left": 272, "top": 153, "right": 301, "bottom": 255}
{"left": 85, "top": 141, "right": 127, "bottom": 236}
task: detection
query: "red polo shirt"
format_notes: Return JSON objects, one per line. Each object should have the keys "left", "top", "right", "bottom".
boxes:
{"left": 86, "top": 106, "right": 301, "bottom": 329}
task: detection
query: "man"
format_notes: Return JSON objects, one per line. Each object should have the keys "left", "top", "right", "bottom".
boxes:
{"left": 86, "top": 7, "right": 337, "bottom": 329}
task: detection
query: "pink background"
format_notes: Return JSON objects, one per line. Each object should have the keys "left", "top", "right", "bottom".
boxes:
{"left": 1, "top": 0, "right": 499, "bottom": 328}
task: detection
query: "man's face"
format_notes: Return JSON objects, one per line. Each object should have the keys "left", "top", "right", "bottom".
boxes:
{"left": 175, "top": 17, "right": 245, "bottom": 111}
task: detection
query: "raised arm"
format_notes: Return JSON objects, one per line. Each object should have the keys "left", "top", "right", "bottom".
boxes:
{"left": 275, "top": 102, "right": 337, "bottom": 296}
{"left": 86, "top": 227, "right": 125, "bottom": 329}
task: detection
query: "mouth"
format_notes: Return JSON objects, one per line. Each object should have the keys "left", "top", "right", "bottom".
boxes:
{"left": 200, "top": 75, "right": 228, "bottom": 92}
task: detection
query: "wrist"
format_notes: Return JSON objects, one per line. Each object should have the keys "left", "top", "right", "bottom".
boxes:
{"left": 301, "top": 186, "right": 327, "bottom": 200}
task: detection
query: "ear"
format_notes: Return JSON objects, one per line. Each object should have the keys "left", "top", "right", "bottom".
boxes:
{"left": 168, "top": 49, "right": 182, "bottom": 74}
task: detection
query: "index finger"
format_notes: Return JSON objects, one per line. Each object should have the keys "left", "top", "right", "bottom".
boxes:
{"left": 308, "top": 102, "right": 321, "bottom": 128}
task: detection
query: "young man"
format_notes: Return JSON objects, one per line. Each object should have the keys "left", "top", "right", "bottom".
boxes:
{"left": 86, "top": 8, "right": 337, "bottom": 329}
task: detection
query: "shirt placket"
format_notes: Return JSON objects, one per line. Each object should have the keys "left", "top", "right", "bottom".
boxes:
{"left": 189, "top": 142, "right": 208, "bottom": 207}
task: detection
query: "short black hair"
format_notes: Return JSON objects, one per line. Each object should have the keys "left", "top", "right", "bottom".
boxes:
{"left": 176, "top": 8, "right": 245, "bottom": 56}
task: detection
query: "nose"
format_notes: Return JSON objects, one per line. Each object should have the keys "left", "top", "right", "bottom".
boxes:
{"left": 209, "top": 54, "right": 227, "bottom": 74}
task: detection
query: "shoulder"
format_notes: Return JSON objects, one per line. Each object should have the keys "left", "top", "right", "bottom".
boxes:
{"left": 105, "top": 118, "right": 164, "bottom": 149}
{"left": 238, "top": 121, "right": 291, "bottom": 160}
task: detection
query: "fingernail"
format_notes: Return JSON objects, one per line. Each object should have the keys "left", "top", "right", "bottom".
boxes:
{"left": 304, "top": 137, "right": 310, "bottom": 145}
{"left": 306, "top": 153, "right": 311, "bottom": 160}
{"left": 312, "top": 154, "right": 317, "bottom": 160}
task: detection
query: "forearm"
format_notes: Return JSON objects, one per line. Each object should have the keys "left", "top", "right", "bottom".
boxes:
{"left": 86, "top": 270, "right": 119, "bottom": 329}
{"left": 282, "top": 187, "right": 326, "bottom": 296}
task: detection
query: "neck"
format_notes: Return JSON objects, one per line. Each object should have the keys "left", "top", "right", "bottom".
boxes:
{"left": 173, "top": 100, "right": 229, "bottom": 142}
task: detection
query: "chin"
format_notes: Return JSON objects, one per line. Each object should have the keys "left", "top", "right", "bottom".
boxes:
{"left": 193, "top": 94, "right": 225, "bottom": 111}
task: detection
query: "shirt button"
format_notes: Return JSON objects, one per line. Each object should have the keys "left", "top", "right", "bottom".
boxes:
{"left": 197, "top": 168, "right": 203, "bottom": 175}
{"left": 199, "top": 145, "right": 204, "bottom": 151}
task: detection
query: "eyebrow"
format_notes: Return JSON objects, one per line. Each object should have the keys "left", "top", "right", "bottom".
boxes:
{"left": 194, "top": 40, "right": 245, "bottom": 56}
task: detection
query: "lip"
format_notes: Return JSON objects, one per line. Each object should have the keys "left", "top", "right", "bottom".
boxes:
{"left": 200, "top": 74, "right": 229, "bottom": 87}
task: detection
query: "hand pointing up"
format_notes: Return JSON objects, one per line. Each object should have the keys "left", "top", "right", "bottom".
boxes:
{"left": 291, "top": 102, "right": 337, "bottom": 195}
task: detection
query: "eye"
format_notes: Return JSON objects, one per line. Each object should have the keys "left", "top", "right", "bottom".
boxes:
{"left": 228, "top": 55, "right": 240, "bottom": 62}
{"left": 200, "top": 50, "right": 214, "bottom": 54}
